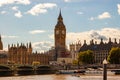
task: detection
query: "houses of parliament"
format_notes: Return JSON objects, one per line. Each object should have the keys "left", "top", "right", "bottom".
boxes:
{"left": 0, "top": 11, "right": 120, "bottom": 65}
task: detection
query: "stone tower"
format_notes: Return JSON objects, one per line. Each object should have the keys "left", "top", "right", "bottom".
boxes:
{"left": 27, "top": 42, "right": 32, "bottom": 54}
{"left": 0, "top": 35, "right": 3, "bottom": 50}
{"left": 54, "top": 10, "right": 66, "bottom": 58}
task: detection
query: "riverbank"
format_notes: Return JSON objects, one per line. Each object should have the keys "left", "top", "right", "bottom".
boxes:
{"left": 0, "top": 74, "right": 120, "bottom": 80}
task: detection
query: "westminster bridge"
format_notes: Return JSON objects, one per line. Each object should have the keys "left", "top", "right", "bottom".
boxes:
{"left": 0, "top": 64, "right": 56, "bottom": 76}
{"left": 0, "top": 64, "right": 120, "bottom": 76}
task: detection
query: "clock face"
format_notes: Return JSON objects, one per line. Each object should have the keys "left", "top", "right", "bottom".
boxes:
{"left": 62, "top": 30, "right": 65, "bottom": 34}
{"left": 56, "top": 30, "right": 59, "bottom": 34}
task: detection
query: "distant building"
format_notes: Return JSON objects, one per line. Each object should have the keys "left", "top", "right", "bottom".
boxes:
{"left": 8, "top": 43, "right": 49, "bottom": 65}
{"left": 69, "top": 41, "right": 81, "bottom": 61}
{"left": 8, "top": 43, "right": 32, "bottom": 64}
{"left": 79, "top": 38, "right": 120, "bottom": 64}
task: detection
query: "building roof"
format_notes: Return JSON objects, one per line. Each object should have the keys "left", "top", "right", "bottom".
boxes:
{"left": 79, "top": 38, "right": 120, "bottom": 52}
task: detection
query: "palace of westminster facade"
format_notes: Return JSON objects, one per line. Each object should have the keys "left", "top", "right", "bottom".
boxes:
{"left": 0, "top": 11, "right": 120, "bottom": 65}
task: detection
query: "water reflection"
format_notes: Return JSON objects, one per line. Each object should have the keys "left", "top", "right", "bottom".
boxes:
{"left": 0, "top": 74, "right": 120, "bottom": 80}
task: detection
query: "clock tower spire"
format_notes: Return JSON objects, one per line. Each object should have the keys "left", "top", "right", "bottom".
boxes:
{"left": 58, "top": 9, "right": 63, "bottom": 22}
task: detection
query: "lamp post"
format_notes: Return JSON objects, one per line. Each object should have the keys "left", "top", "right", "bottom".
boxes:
{"left": 103, "top": 59, "right": 108, "bottom": 80}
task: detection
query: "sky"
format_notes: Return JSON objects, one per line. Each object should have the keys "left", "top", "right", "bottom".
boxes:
{"left": 0, "top": 0, "right": 120, "bottom": 52}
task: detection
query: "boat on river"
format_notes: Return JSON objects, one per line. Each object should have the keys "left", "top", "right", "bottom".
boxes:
{"left": 56, "top": 70, "right": 85, "bottom": 74}
{"left": 57, "top": 70, "right": 74, "bottom": 74}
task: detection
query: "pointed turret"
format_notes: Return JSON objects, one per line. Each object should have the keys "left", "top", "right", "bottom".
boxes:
{"left": 90, "top": 39, "right": 94, "bottom": 45}
{"left": 0, "top": 35, "right": 3, "bottom": 50}
{"left": 95, "top": 41, "right": 97, "bottom": 44}
{"left": 58, "top": 9, "right": 63, "bottom": 22}
{"left": 29, "top": 42, "right": 32, "bottom": 48}
{"left": 84, "top": 40, "right": 87, "bottom": 45}
{"left": 100, "top": 38, "right": 104, "bottom": 44}
{"left": 114, "top": 38, "right": 117, "bottom": 44}
{"left": 26, "top": 43, "right": 28, "bottom": 48}
{"left": 55, "top": 9, "right": 65, "bottom": 29}
{"left": 109, "top": 37, "right": 111, "bottom": 42}
{"left": 0, "top": 35, "right": 1, "bottom": 40}
{"left": 108, "top": 37, "right": 112, "bottom": 44}
{"left": 27, "top": 42, "right": 32, "bottom": 54}
{"left": 12, "top": 44, "right": 14, "bottom": 47}
{"left": 17, "top": 43, "right": 19, "bottom": 47}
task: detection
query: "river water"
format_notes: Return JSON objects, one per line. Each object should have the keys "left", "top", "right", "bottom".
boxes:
{"left": 0, "top": 74, "right": 120, "bottom": 80}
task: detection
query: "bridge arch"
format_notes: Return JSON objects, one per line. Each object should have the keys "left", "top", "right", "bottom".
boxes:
{"left": 0, "top": 65, "right": 14, "bottom": 76}
{"left": 16, "top": 65, "right": 34, "bottom": 75}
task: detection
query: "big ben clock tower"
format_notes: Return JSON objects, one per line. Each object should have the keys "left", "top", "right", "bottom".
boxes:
{"left": 54, "top": 10, "right": 66, "bottom": 58}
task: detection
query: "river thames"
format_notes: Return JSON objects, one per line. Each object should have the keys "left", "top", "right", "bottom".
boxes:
{"left": 0, "top": 74, "right": 120, "bottom": 80}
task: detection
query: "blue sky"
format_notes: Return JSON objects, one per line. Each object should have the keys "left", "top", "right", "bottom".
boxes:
{"left": 0, "top": 0, "right": 120, "bottom": 52}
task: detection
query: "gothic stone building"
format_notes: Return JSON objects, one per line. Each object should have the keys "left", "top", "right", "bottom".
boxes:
{"left": 69, "top": 41, "right": 81, "bottom": 61}
{"left": 79, "top": 38, "right": 120, "bottom": 64}
{"left": 8, "top": 43, "right": 49, "bottom": 65}
{"left": 0, "top": 34, "right": 49, "bottom": 65}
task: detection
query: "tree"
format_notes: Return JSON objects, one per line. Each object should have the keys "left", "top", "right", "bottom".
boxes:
{"left": 107, "top": 47, "right": 120, "bottom": 64}
{"left": 32, "top": 61, "right": 40, "bottom": 66}
{"left": 72, "top": 60, "right": 78, "bottom": 65}
{"left": 78, "top": 50, "right": 94, "bottom": 64}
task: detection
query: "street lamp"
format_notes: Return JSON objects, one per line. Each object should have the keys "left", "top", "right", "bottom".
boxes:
{"left": 103, "top": 59, "right": 108, "bottom": 80}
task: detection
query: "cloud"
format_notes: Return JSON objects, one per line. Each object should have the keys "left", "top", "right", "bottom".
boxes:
{"left": 14, "top": 11, "right": 22, "bottom": 18}
{"left": 66, "top": 28, "right": 120, "bottom": 44}
{"left": 50, "top": 28, "right": 120, "bottom": 45}
{"left": 64, "top": 0, "right": 91, "bottom": 2}
{"left": 2, "top": 35, "right": 18, "bottom": 39}
{"left": 90, "top": 12, "right": 111, "bottom": 20}
{"left": 35, "top": 28, "right": 120, "bottom": 52}
{"left": 27, "top": 3, "right": 57, "bottom": 16}
{"left": 90, "top": 17, "right": 95, "bottom": 20}
{"left": 0, "top": 11, "right": 7, "bottom": 14}
{"left": 12, "top": 6, "right": 18, "bottom": 11}
{"left": 98, "top": 12, "right": 111, "bottom": 19}
{"left": 29, "top": 30, "right": 46, "bottom": 34}
{"left": 0, "top": 0, "right": 31, "bottom": 7}
{"left": 11, "top": 6, "right": 23, "bottom": 18}
{"left": 64, "top": 0, "right": 71, "bottom": 2}
{"left": 32, "top": 41, "right": 53, "bottom": 53}
{"left": 117, "top": 4, "right": 120, "bottom": 15}
{"left": 77, "top": 11, "right": 83, "bottom": 15}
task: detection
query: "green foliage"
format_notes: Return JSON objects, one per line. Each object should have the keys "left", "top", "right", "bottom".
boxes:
{"left": 107, "top": 47, "right": 120, "bottom": 64}
{"left": 72, "top": 60, "right": 78, "bottom": 65}
{"left": 32, "top": 61, "right": 40, "bottom": 66}
{"left": 78, "top": 50, "right": 94, "bottom": 64}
